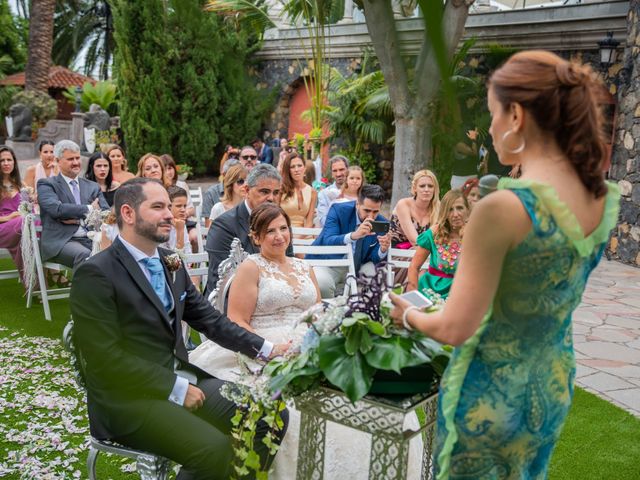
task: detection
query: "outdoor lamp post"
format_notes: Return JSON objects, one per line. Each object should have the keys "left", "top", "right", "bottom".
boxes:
{"left": 598, "top": 32, "right": 620, "bottom": 67}
{"left": 74, "top": 86, "right": 82, "bottom": 113}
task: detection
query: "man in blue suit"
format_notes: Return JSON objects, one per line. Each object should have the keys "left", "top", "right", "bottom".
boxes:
{"left": 310, "top": 184, "right": 391, "bottom": 298}
{"left": 252, "top": 137, "right": 274, "bottom": 165}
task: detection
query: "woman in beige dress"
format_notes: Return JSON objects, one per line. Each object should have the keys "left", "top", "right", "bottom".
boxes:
{"left": 279, "top": 152, "right": 317, "bottom": 228}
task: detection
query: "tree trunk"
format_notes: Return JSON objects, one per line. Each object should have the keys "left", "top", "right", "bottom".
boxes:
{"left": 391, "top": 115, "right": 431, "bottom": 205}
{"left": 25, "top": 0, "right": 55, "bottom": 93}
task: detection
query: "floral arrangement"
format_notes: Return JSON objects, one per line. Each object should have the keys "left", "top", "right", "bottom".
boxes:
{"left": 176, "top": 163, "right": 193, "bottom": 177}
{"left": 221, "top": 265, "right": 450, "bottom": 479}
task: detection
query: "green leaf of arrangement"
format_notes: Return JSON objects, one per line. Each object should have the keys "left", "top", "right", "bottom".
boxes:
{"left": 365, "top": 336, "right": 430, "bottom": 374}
{"left": 318, "top": 336, "right": 375, "bottom": 402}
{"left": 359, "top": 329, "right": 373, "bottom": 354}
{"left": 246, "top": 450, "right": 261, "bottom": 470}
{"left": 365, "top": 319, "right": 386, "bottom": 336}
{"left": 269, "top": 364, "right": 321, "bottom": 393}
{"left": 344, "top": 325, "right": 363, "bottom": 355}
{"left": 341, "top": 316, "right": 358, "bottom": 327}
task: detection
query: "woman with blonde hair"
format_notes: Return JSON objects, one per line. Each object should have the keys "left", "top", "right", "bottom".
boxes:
{"left": 389, "top": 169, "right": 440, "bottom": 249}
{"left": 406, "top": 189, "right": 468, "bottom": 299}
{"left": 390, "top": 51, "right": 620, "bottom": 478}
{"left": 107, "top": 145, "right": 135, "bottom": 184}
{"left": 208, "top": 164, "right": 247, "bottom": 223}
{"left": 136, "top": 153, "right": 169, "bottom": 187}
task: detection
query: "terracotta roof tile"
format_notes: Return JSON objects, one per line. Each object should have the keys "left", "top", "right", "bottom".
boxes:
{"left": 0, "top": 66, "right": 96, "bottom": 89}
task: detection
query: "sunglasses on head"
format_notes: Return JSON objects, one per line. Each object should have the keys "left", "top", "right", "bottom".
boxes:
{"left": 241, "top": 155, "right": 257, "bottom": 161}
{"left": 236, "top": 178, "right": 245, "bottom": 185}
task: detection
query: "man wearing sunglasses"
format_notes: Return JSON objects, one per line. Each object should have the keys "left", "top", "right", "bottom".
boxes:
{"left": 239, "top": 146, "right": 260, "bottom": 170}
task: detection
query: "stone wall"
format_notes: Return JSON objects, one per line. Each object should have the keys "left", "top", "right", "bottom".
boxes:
{"left": 608, "top": 0, "right": 640, "bottom": 267}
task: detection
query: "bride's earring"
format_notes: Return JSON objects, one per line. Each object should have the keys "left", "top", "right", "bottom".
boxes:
{"left": 502, "top": 129, "right": 526, "bottom": 154}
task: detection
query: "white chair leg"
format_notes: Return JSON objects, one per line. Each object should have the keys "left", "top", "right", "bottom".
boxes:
{"left": 87, "top": 446, "right": 99, "bottom": 480}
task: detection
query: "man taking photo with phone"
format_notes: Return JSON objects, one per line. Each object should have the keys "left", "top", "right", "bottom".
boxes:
{"left": 309, "top": 184, "right": 391, "bottom": 298}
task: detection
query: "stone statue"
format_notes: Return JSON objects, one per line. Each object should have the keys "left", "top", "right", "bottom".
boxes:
{"left": 83, "top": 104, "right": 111, "bottom": 132}
{"left": 9, "top": 103, "right": 33, "bottom": 141}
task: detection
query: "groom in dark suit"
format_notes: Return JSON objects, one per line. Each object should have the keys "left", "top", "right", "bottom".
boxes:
{"left": 37, "top": 139, "right": 109, "bottom": 269}
{"left": 71, "top": 177, "right": 288, "bottom": 479}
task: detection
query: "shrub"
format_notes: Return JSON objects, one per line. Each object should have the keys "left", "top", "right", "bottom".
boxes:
{"left": 11, "top": 89, "right": 57, "bottom": 125}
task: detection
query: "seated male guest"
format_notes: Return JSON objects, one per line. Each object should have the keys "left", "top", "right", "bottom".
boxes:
{"left": 315, "top": 155, "right": 349, "bottom": 227}
{"left": 311, "top": 184, "right": 391, "bottom": 298}
{"left": 37, "top": 140, "right": 109, "bottom": 270}
{"left": 71, "top": 178, "right": 288, "bottom": 479}
{"left": 204, "top": 163, "right": 284, "bottom": 295}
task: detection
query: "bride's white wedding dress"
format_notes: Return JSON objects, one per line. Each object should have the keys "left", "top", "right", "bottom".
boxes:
{"left": 190, "top": 254, "right": 422, "bottom": 479}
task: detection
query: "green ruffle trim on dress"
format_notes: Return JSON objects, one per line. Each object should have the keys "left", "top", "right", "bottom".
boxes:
{"left": 497, "top": 178, "right": 621, "bottom": 257}
{"left": 435, "top": 306, "right": 493, "bottom": 480}
{"left": 434, "top": 179, "right": 620, "bottom": 480}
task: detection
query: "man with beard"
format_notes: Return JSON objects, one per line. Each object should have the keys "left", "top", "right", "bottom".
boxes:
{"left": 70, "top": 178, "right": 288, "bottom": 479}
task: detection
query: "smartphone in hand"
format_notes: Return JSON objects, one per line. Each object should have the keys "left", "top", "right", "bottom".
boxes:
{"left": 398, "top": 290, "right": 433, "bottom": 309}
{"left": 370, "top": 220, "right": 390, "bottom": 234}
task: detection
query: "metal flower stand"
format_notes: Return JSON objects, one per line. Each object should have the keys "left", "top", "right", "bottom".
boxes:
{"left": 294, "top": 387, "right": 439, "bottom": 480}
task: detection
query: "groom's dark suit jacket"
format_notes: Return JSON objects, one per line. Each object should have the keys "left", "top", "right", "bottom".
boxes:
{"left": 71, "top": 237, "right": 265, "bottom": 440}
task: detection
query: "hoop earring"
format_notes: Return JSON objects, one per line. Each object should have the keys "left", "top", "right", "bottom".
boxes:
{"left": 502, "top": 129, "right": 526, "bottom": 155}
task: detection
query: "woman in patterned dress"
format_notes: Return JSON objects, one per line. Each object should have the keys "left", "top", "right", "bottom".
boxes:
{"left": 389, "top": 51, "right": 620, "bottom": 479}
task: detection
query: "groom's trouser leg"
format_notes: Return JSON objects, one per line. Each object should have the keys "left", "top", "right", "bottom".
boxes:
{"left": 113, "top": 378, "right": 288, "bottom": 480}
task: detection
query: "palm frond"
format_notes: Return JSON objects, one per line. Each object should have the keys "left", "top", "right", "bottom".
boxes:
{"left": 205, "top": 0, "right": 275, "bottom": 36}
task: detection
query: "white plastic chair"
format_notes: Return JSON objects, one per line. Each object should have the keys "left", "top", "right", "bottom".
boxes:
{"left": 293, "top": 244, "right": 358, "bottom": 296}
{"left": 290, "top": 226, "right": 322, "bottom": 246}
{"left": 385, "top": 248, "right": 429, "bottom": 288}
{"left": 183, "top": 251, "right": 208, "bottom": 292}
{"left": 25, "top": 215, "right": 71, "bottom": 321}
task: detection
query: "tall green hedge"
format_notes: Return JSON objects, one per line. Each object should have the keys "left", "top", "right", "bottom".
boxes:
{"left": 111, "top": 0, "right": 269, "bottom": 174}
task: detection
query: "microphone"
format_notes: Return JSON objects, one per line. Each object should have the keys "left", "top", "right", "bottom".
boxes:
{"left": 478, "top": 174, "right": 499, "bottom": 198}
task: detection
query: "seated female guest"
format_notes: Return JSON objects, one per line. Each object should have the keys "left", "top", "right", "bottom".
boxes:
{"left": 461, "top": 177, "right": 481, "bottom": 208}
{"left": 85, "top": 152, "right": 120, "bottom": 207}
{"left": 161, "top": 154, "right": 195, "bottom": 216}
{"left": 107, "top": 145, "right": 135, "bottom": 184}
{"left": 136, "top": 153, "right": 170, "bottom": 187}
{"left": 390, "top": 169, "right": 440, "bottom": 249}
{"left": 390, "top": 51, "right": 620, "bottom": 479}
{"left": 209, "top": 164, "right": 247, "bottom": 223}
{"left": 406, "top": 189, "right": 468, "bottom": 299}
{"left": 332, "top": 165, "right": 364, "bottom": 205}
{"left": 23, "top": 140, "right": 57, "bottom": 190}
{"left": 0, "top": 146, "right": 25, "bottom": 282}
{"left": 279, "top": 152, "right": 317, "bottom": 228}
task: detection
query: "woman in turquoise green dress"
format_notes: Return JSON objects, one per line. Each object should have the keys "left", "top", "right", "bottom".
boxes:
{"left": 389, "top": 50, "right": 620, "bottom": 479}
{"left": 407, "top": 190, "right": 469, "bottom": 299}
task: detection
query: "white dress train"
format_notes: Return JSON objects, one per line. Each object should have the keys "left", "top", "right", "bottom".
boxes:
{"left": 189, "top": 254, "right": 423, "bottom": 479}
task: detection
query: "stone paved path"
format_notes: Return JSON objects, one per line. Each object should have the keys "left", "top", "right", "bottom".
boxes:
{"left": 574, "top": 259, "right": 640, "bottom": 417}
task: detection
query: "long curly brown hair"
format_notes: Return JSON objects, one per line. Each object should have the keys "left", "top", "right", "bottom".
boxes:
{"left": 433, "top": 190, "right": 469, "bottom": 245}
{"left": 0, "top": 146, "right": 21, "bottom": 197}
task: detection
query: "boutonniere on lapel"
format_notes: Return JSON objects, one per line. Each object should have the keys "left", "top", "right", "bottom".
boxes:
{"left": 164, "top": 252, "right": 183, "bottom": 281}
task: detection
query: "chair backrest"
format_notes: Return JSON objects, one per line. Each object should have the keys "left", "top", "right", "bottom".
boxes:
{"left": 290, "top": 226, "right": 322, "bottom": 246}
{"left": 208, "top": 238, "right": 247, "bottom": 313}
{"left": 189, "top": 187, "right": 203, "bottom": 208}
{"left": 183, "top": 252, "right": 208, "bottom": 291}
{"left": 385, "top": 248, "right": 430, "bottom": 288}
{"left": 293, "top": 243, "right": 358, "bottom": 295}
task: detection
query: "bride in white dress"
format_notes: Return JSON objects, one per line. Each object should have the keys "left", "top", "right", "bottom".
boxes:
{"left": 190, "top": 204, "right": 422, "bottom": 479}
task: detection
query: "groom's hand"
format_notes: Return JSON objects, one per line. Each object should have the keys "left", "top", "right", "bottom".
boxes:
{"left": 184, "top": 385, "right": 205, "bottom": 411}
{"left": 269, "top": 342, "right": 291, "bottom": 359}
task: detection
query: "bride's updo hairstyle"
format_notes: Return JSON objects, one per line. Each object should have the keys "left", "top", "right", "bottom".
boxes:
{"left": 249, "top": 203, "right": 292, "bottom": 246}
{"left": 489, "top": 50, "right": 607, "bottom": 198}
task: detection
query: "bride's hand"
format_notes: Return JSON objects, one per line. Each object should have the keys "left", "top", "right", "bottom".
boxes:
{"left": 270, "top": 341, "right": 292, "bottom": 359}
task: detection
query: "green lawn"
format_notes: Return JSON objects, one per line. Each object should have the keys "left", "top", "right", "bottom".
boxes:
{"left": 1, "top": 260, "right": 639, "bottom": 479}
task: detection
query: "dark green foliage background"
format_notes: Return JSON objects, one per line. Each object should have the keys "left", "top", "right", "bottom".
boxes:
{"left": 111, "top": 0, "right": 270, "bottom": 174}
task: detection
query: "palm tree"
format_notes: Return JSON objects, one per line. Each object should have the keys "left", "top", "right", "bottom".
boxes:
{"left": 53, "top": 0, "right": 114, "bottom": 79}
{"left": 25, "top": 0, "right": 55, "bottom": 92}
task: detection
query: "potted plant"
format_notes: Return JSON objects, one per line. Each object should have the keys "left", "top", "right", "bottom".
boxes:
{"left": 221, "top": 266, "right": 450, "bottom": 478}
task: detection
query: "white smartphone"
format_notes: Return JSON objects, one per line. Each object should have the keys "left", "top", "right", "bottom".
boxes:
{"left": 399, "top": 290, "right": 433, "bottom": 309}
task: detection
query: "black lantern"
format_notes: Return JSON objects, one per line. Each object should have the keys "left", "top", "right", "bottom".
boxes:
{"left": 598, "top": 32, "right": 620, "bottom": 67}
{"left": 74, "top": 86, "right": 83, "bottom": 113}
